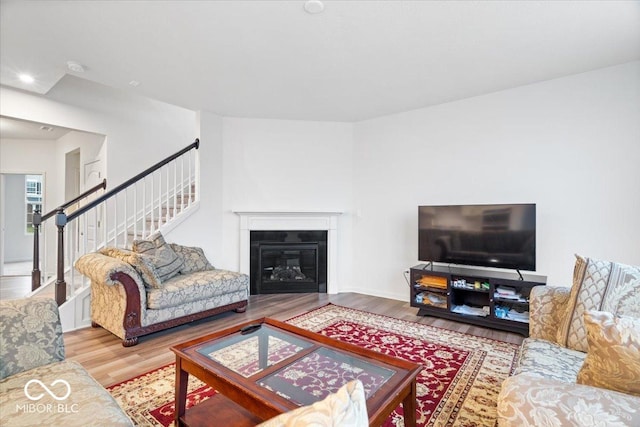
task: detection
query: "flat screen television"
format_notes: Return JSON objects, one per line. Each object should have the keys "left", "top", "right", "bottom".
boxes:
{"left": 418, "top": 203, "right": 536, "bottom": 271}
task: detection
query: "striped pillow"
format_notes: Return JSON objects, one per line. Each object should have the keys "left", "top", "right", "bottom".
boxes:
{"left": 556, "top": 255, "right": 640, "bottom": 352}
{"left": 132, "top": 232, "right": 183, "bottom": 282}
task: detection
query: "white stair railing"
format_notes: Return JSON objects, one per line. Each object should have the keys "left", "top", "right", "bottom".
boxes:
{"left": 31, "top": 139, "right": 200, "bottom": 305}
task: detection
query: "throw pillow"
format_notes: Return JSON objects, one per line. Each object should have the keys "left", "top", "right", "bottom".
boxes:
{"left": 556, "top": 255, "right": 640, "bottom": 352}
{"left": 577, "top": 310, "right": 640, "bottom": 396}
{"left": 99, "top": 247, "right": 163, "bottom": 289}
{"left": 132, "top": 231, "right": 183, "bottom": 282}
{"left": 131, "top": 230, "right": 166, "bottom": 250}
{"left": 256, "top": 380, "right": 368, "bottom": 427}
{"left": 0, "top": 298, "right": 65, "bottom": 380}
{"left": 169, "top": 243, "right": 214, "bottom": 274}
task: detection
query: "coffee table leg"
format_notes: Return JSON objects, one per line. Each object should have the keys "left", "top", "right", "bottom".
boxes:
{"left": 175, "top": 358, "right": 189, "bottom": 427}
{"left": 402, "top": 380, "right": 417, "bottom": 427}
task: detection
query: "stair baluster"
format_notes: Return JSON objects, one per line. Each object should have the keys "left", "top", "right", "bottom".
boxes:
{"left": 30, "top": 139, "right": 199, "bottom": 306}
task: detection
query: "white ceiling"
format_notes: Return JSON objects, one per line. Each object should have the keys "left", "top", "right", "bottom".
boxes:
{"left": 1, "top": 1, "right": 639, "bottom": 122}
{"left": 0, "top": 116, "right": 72, "bottom": 140}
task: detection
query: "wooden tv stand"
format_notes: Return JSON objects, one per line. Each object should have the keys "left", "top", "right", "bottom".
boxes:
{"left": 409, "top": 264, "right": 546, "bottom": 336}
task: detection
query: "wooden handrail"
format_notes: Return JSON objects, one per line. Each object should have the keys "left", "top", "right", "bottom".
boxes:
{"left": 67, "top": 139, "right": 199, "bottom": 223}
{"left": 32, "top": 179, "right": 107, "bottom": 291}
{"left": 33, "top": 138, "right": 200, "bottom": 303}
{"left": 41, "top": 178, "right": 107, "bottom": 222}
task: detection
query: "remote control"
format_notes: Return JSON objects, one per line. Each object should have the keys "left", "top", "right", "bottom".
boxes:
{"left": 240, "top": 323, "right": 262, "bottom": 335}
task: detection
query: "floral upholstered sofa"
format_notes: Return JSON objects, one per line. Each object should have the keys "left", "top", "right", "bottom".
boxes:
{"left": 497, "top": 255, "right": 640, "bottom": 426}
{"left": 0, "top": 297, "right": 133, "bottom": 426}
{"left": 75, "top": 232, "right": 249, "bottom": 346}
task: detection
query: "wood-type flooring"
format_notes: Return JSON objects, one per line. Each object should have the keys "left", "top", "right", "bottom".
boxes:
{"left": 63, "top": 292, "right": 524, "bottom": 387}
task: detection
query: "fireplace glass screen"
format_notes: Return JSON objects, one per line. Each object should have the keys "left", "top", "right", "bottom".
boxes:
{"left": 260, "top": 244, "right": 318, "bottom": 285}
{"left": 250, "top": 231, "right": 327, "bottom": 294}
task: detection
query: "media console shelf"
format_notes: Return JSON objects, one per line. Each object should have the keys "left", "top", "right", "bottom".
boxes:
{"left": 410, "top": 264, "right": 546, "bottom": 336}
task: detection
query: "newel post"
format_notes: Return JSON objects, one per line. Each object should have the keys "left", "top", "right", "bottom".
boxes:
{"left": 31, "top": 210, "right": 42, "bottom": 291}
{"left": 55, "top": 209, "right": 67, "bottom": 306}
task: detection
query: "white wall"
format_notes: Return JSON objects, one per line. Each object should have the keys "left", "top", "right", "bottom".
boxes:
{"left": 165, "top": 111, "right": 225, "bottom": 267}
{"left": 2, "top": 174, "right": 31, "bottom": 261}
{"left": 1, "top": 132, "right": 106, "bottom": 272}
{"left": 1, "top": 132, "right": 104, "bottom": 211}
{"left": 1, "top": 78, "right": 198, "bottom": 277}
{"left": 2, "top": 62, "right": 637, "bottom": 302}
{"left": 1, "top": 139, "right": 58, "bottom": 269}
{"left": 352, "top": 61, "right": 640, "bottom": 300}
{"left": 219, "top": 118, "right": 355, "bottom": 287}
{"left": 1, "top": 76, "right": 197, "bottom": 192}
{"left": 158, "top": 114, "right": 356, "bottom": 282}
{"left": 56, "top": 130, "right": 106, "bottom": 197}
{"left": 1, "top": 139, "right": 58, "bottom": 210}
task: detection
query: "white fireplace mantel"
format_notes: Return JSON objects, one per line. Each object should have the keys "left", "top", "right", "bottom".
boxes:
{"left": 234, "top": 210, "right": 343, "bottom": 294}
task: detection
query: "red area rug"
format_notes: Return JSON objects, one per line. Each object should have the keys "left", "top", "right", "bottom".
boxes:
{"left": 107, "top": 304, "right": 519, "bottom": 426}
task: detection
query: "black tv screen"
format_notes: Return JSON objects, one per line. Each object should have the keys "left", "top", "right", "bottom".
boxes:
{"left": 418, "top": 204, "right": 536, "bottom": 271}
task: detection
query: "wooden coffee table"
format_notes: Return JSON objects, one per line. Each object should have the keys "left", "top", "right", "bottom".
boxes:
{"left": 171, "top": 317, "right": 422, "bottom": 427}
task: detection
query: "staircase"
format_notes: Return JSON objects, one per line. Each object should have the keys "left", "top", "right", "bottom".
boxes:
{"left": 127, "top": 187, "right": 196, "bottom": 243}
{"left": 30, "top": 139, "right": 200, "bottom": 332}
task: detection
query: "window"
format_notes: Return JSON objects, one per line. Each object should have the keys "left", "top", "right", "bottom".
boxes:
{"left": 25, "top": 175, "right": 43, "bottom": 234}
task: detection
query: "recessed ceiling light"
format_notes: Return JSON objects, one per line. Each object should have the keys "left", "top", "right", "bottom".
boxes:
{"left": 18, "top": 73, "right": 35, "bottom": 84}
{"left": 129, "top": 80, "right": 140, "bottom": 87}
{"left": 67, "top": 61, "right": 85, "bottom": 73}
{"left": 304, "top": 0, "right": 324, "bottom": 14}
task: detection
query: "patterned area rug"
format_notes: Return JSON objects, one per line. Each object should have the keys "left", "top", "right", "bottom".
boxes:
{"left": 107, "top": 304, "right": 520, "bottom": 426}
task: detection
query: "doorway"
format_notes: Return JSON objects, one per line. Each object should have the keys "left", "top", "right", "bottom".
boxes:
{"left": 0, "top": 173, "right": 44, "bottom": 274}
{"left": 0, "top": 116, "right": 106, "bottom": 299}
{"left": 0, "top": 173, "right": 44, "bottom": 298}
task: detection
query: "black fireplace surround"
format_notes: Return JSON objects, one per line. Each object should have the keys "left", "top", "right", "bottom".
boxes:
{"left": 250, "top": 230, "right": 327, "bottom": 294}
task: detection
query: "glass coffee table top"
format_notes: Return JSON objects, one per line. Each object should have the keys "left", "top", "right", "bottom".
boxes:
{"left": 195, "top": 323, "right": 397, "bottom": 406}
{"left": 174, "top": 318, "right": 421, "bottom": 427}
{"left": 196, "top": 324, "right": 314, "bottom": 377}
{"left": 259, "top": 346, "right": 396, "bottom": 406}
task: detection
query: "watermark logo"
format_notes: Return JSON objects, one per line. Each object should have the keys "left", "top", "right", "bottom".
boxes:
{"left": 24, "top": 379, "right": 71, "bottom": 401}
{"left": 16, "top": 379, "right": 78, "bottom": 414}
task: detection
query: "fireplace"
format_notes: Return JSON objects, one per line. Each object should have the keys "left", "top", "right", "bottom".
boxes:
{"left": 250, "top": 231, "right": 327, "bottom": 294}
{"left": 236, "top": 210, "right": 341, "bottom": 294}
